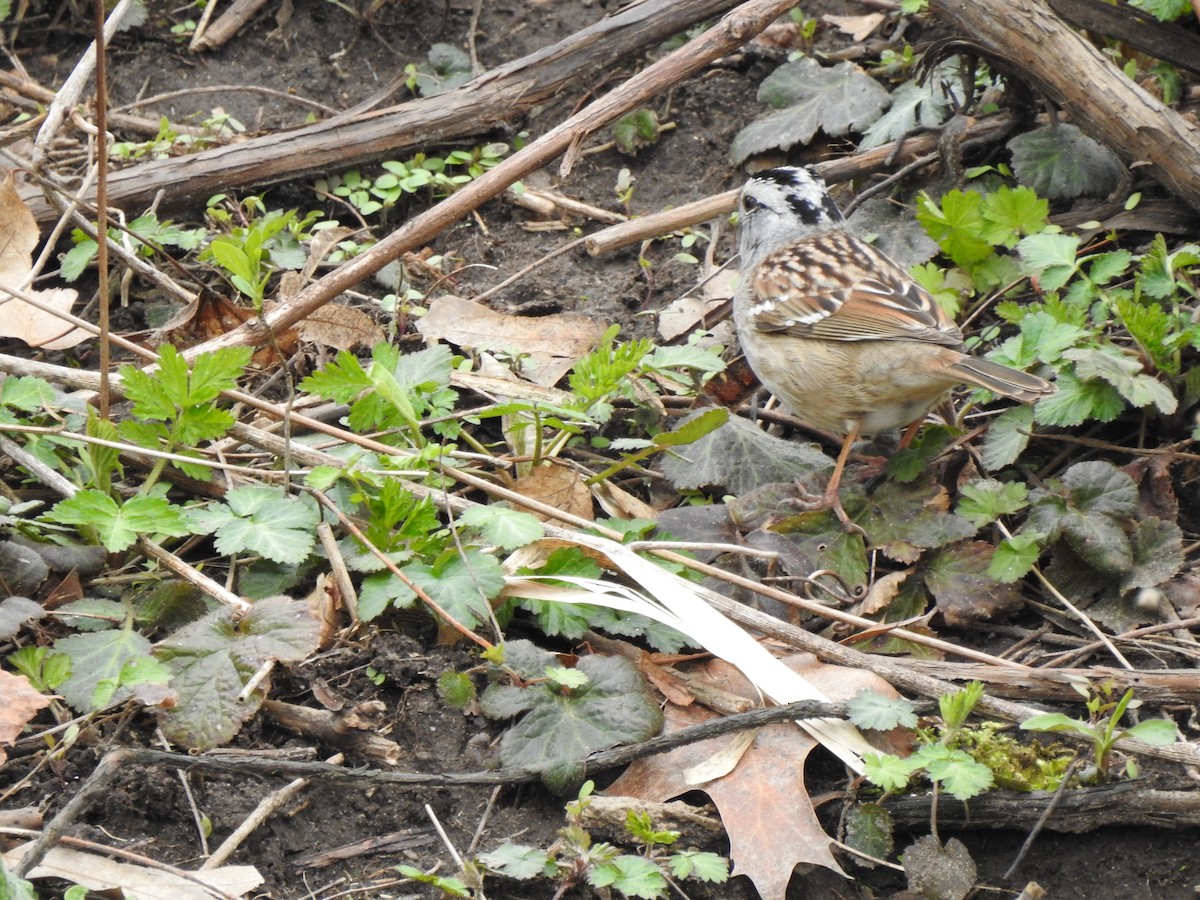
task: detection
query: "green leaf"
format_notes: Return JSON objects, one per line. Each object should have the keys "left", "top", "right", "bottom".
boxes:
{"left": 1020, "top": 712, "right": 1088, "bottom": 735}
{"left": 1129, "top": 0, "right": 1191, "bottom": 21}
{"left": 1122, "top": 518, "right": 1184, "bottom": 592}
{"left": 589, "top": 855, "right": 667, "bottom": 898}
{"left": 48, "top": 490, "right": 190, "bottom": 551}
{"left": 186, "top": 487, "right": 320, "bottom": 565}
{"left": 299, "top": 349, "right": 373, "bottom": 402}
{"left": 853, "top": 479, "right": 976, "bottom": 562}
{"left": 847, "top": 690, "right": 918, "bottom": 731}
{"left": 916, "top": 189, "right": 993, "bottom": 268}
{"left": 189, "top": 345, "right": 253, "bottom": 404}
{"left": 1122, "top": 718, "right": 1177, "bottom": 745}
{"left": 155, "top": 596, "right": 322, "bottom": 749}
{"left": 923, "top": 750, "right": 994, "bottom": 800}
{"left": 478, "top": 843, "right": 556, "bottom": 880}
{"left": 1007, "top": 124, "right": 1126, "bottom": 199}
{"left": 980, "top": 185, "right": 1049, "bottom": 248}
{"left": 0, "top": 375, "right": 58, "bottom": 412}
{"left": 1033, "top": 370, "right": 1125, "bottom": 427}
{"left": 863, "top": 752, "right": 915, "bottom": 791}
{"left": 480, "top": 644, "right": 663, "bottom": 784}
{"left": 988, "top": 533, "right": 1044, "bottom": 582}
{"left": 54, "top": 629, "right": 165, "bottom": 712}
{"left": 1017, "top": 232, "right": 1080, "bottom": 291}
{"left": 396, "top": 548, "right": 506, "bottom": 629}
{"left": 956, "top": 479, "right": 1029, "bottom": 528}
{"left": 980, "top": 405, "right": 1034, "bottom": 471}
{"left": 1063, "top": 346, "right": 1177, "bottom": 415}
{"left": 860, "top": 73, "right": 954, "bottom": 150}
{"left": 459, "top": 506, "right": 544, "bottom": 551}
{"left": 730, "top": 57, "right": 889, "bottom": 164}
{"left": 1138, "top": 235, "right": 1200, "bottom": 299}
{"left": 668, "top": 850, "right": 729, "bottom": 883}
{"left": 843, "top": 802, "right": 895, "bottom": 863}
{"left": 924, "top": 542, "right": 1024, "bottom": 624}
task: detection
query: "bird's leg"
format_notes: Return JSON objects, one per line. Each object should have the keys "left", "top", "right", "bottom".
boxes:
{"left": 823, "top": 424, "right": 866, "bottom": 535}
{"left": 896, "top": 418, "right": 924, "bottom": 450}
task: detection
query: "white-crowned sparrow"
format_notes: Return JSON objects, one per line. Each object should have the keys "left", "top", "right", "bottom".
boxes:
{"left": 733, "top": 166, "right": 1055, "bottom": 525}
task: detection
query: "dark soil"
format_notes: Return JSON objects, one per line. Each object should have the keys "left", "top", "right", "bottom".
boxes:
{"left": 3, "top": 1, "right": 1200, "bottom": 898}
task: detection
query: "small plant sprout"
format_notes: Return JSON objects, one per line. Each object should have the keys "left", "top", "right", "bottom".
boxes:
{"left": 1021, "top": 682, "right": 1177, "bottom": 780}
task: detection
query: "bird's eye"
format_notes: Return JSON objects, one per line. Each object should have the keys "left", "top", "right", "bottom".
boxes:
{"left": 741, "top": 195, "right": 764, "bottom": 213}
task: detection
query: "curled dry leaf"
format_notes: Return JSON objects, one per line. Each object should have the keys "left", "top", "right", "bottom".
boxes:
{"left": 0, "top": 173, "right": 87, "bottom": 349}
{"left": 416, "top": 294, "right": 608, "bottom": 387}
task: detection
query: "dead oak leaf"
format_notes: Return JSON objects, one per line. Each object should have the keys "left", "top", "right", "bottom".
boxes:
{"left": 608, "top": 655, "right": 900, "bottom": 898}
{"left": 0, "top": 669, "right": 51, "bottom": 765}
{"left": 0, "top": 174, "right": 87, "bottom": 349}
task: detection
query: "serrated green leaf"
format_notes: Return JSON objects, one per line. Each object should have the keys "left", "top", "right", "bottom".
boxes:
{"left": 299, "top": 349, "right": 373, "bottom": 402}
{"left": 478, "top": 843, "right": 555, "bottom": 880}
{"left": 155, "top": 595, "right": 322, "bottom": 749}
{"left": 1063, "top": 347, "right": 1177, "bottom": 415}
{"left": 185, "top": 487, "right": 319, "bottom": 565}
{"left": 0, "top": 375, "right": 58, "bottom": 412}
{"left": 731, "top": 58, "right": 889, "bottom": 163}
{"left": 482, "top": 651, "right": 662, "bottom": 783}
{"left": 916, "top": 189, "right": 993, "bottom": 268}
{"left": 1033, "top": 370, "right": 1125, "bottom": 427}
{"left": 402, "top": 548, "right": 505, "bottom": 629}
{"left": 980, "top": 185, "right": 1049, "bottom": 248}
{"left": 988, "top": 533, "right": 1044, "bottom": 582}
{"left": 459, "top": 506, "right": 544, "bottom": 551}
{"left": 589, "top": 855, "right": 666, "bottom": 898}
{"left": 48, "top": 490, "right": 189, "bottom": 551}
{"left": 853, "top": 479, "right": 976, "bottom": 561}
{"left": 658, "top": 415, "right": 832, "bottom": 494}
{"left": 54, "top": 629, "right": 159, "bottom": 712}
{"left": 1122, "top": 517, "right": 1183, "bottom": 591}
{"left": 860, "top": 74, "right": 954, "bottom": 150}
{"left": 956, "top": 479, "right": 1029, "bottom": 527}
{"left": 1017, "top": 232, "right": 1080, "bottom": 290}
{"left": 863, "top": 752, "right": 915, "bottom": 791}
{"left": 843, "top": 802, "right": 895, "bottom": 862}
{"left": 189, "top": 345, "right": 253, "bottom": 404}
{"left": 1129, "top": 0, "right": 1191, "bottom": 21}
{"left": 924, "top": 750, "right": 994, "bottom": 800}
{"left": 980, "top": 405, "right": 1033, "bottom": 471}
{"left": 847, "top": 690, "right": 918, "bottom": 731}
{"left": 1007, "top": 124, "right": 1125, "bottom": 199}
{"left": 668, "top": 850, "right": 728, "bottom": 883}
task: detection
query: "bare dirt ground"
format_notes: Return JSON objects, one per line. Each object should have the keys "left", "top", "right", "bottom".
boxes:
{"left": 3, "top": 1, "right": 1200, "bottom": 898}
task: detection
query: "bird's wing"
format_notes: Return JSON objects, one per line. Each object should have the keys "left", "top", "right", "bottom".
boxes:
{"left": 748, "top": 230, "right": 963, "bottom": 346}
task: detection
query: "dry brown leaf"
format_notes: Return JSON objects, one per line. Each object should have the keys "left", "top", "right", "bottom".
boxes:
{"left": 822, "top": 12, "right": 885, "bottom": 41}
{"left": 513, "top": 462, "right": 594, "bottom": 523}
{"left": 416, "top": 294, "right": 607, "bottom": 386}
{"left": 295, "top": 303, "right": 384, "bottom": 351}
{"left": 608, "top": 655, "right": 900, "bottom": 897}
{"left": 0, "top": 669, "right": 51, "bottom": 766}
{"left": 0, "top": 173, "right": 86, "bottom": 349}
{"left": 858, "top": 569, "right": 911, "bottom": 616}
{"left": 3, "top": 843, "right": 263, "bottom": 899}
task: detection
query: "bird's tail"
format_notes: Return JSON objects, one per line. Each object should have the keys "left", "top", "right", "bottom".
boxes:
{"left": 950, "top": 357, "right": 1055, "bottom": 403}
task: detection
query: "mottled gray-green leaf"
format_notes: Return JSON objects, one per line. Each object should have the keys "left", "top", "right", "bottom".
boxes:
{"left": 485, "top": 653, "right": 662, "bottom": 784}
{"left": 844, "top": 802, "right": 895, "bottom": 866}
{"left": 659, "top": 414, "right": 832, "bottom": 494}
{"left": 923, "top": 542, "right": 1024, "bottom": 626}
{"left": 155, "top": 596, "right": 322, "bottom": 749}
{"left": 1007, "top": 124, "right": 1126, "bottom": 199}
{"left": 730, "top": 58, "right": 889, "bottom": 164}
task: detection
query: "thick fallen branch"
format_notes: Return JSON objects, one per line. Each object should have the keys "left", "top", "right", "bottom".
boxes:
{"left": 929, "top": 0, "right": 1200, "bottom": 211}
{"left": 23, "top": 0, "right": 745, "bottom": 222}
